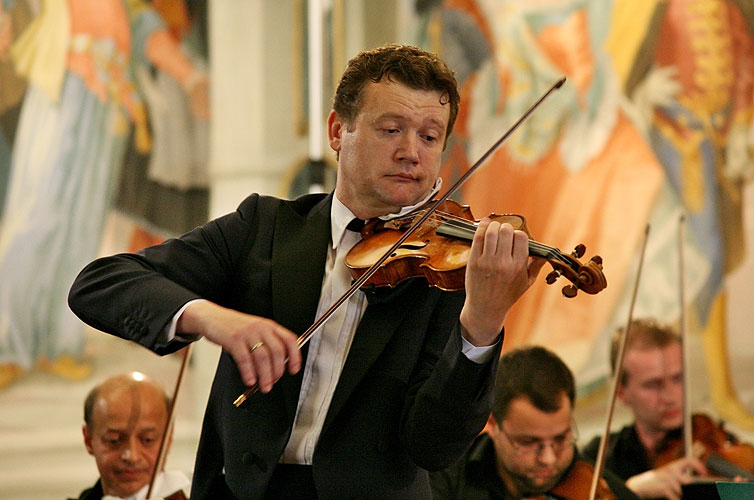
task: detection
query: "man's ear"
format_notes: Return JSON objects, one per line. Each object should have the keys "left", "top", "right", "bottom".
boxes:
{"left": 485, "top": 414, "right": 499, "bottom": 435}
{"left": 616, "top": 384, "right": 627, "bottom": 404}
{"left": 83, "top": 425, "right": 95, "bottom": 456}
{"left": 328, "top": 110, "right": 343, "bottom": 152}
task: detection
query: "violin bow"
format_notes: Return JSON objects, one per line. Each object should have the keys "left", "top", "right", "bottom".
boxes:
{"left": 146, "top": 344, "right": 193, "bottom": 499}
{"left": 233, "top": 77, "right": 567, "bottom": 406}
{"left": 678, "top": 213, "right": 694, "bottom": 464}
{"left": 588, "top": 224, "right": 651, "bottom": 500}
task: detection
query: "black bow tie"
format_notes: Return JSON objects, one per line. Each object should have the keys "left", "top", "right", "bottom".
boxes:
{"left": 346, "top": 218, "right": 366, "bottom": 232}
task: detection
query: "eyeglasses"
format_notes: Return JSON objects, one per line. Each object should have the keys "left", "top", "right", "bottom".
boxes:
{"left": 499, "top": 422, "right": 578, "bottom": 457}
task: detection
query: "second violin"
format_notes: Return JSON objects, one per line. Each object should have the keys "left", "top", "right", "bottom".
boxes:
{"left": 346, "top": 199, "right": 607, "bottom": 298}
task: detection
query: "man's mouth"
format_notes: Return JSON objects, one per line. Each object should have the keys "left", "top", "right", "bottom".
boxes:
{"left": 530, "top": 469, "right": 556, "bottom": 481}
{"left": 116, "top": 468, "right": 147, "bottom": 481}
{"left": 388, "top": 173, "right": 416, "bottom": 181}
{"left": 663, "top": 408, "right": 681, "bottom": 419}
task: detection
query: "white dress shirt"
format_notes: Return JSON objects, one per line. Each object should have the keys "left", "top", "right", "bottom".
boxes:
{"left": 281, "top": 196, "right": 367, "bottom": 463}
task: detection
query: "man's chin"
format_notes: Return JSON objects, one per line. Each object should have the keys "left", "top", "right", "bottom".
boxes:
{"left": 520, "top": 474, "right": 561, "bottom": 495}
{"left": 661, "top": 415, "right": 683, "bottom": 430}
{"left": 109, "top": 474, "right": 149, "bottom": 497}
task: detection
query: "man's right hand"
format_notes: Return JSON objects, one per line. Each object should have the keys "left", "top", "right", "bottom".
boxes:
{"left": 177, "top": 301, "right": 301, "bottom": 393}
{"left": 625, "top": 456, "right": 707, "bottom": 500}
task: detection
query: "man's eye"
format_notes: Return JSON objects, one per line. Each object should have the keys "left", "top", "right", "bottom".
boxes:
{"left": 424, "top": 135, "right": 437, "bottom": 142}
{"left": 553, "top": 435, "right": 568, "bottom": 445}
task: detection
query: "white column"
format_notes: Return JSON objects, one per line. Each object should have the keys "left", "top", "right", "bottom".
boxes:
{"left": 208, "top": 0, "right": 309, "bottom": 217}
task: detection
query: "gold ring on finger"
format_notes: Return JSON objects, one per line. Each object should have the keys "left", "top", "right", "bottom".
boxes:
{"left": 249, "top": 341, "right": 264, "bottom": 354}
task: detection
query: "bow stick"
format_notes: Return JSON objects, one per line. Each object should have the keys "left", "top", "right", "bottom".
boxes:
{"left": 588, "top": 224, "right": 651, "bottom": 500}
{"left": 146, "top": 344, "right": 193, "bottom": 499}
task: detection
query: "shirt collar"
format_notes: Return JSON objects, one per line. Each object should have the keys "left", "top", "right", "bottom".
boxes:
{"left": 378, "top": 177, "right": 443, "bottom": 220}
{"left": 331, "top": 177, "right": 443, "bottom": 249}
{"left": 331, "top": 194, "right": 359, "bottom": 251}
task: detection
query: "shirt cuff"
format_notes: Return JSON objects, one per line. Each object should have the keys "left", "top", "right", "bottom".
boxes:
{"left": 163, "top": 299, "right": 207, "bottom": 343}
{"left": 461, "top": 334, "right": 500, "bottom": 364}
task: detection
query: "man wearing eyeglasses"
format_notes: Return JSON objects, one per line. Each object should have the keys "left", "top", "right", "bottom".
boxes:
{"left": 430, "top": 346, "right": 639, "bottom": 499}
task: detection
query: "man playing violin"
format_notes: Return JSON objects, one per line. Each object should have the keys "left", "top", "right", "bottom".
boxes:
{"left": 69, "top": 372, "right": 189, "bottom": 500}
{"left": 431, "top": 345, "right": 639, "bottom": 500}
{"left": 582, "top": 319, "right": 707, "bottom": 500}
{"left": 68, "top": 44, "right": 544, "bottom": 499}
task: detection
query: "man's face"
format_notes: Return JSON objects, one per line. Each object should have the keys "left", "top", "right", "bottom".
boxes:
{"left": 83, "top": 385, "right": 168, "bottom": 497}
{"left": 487, "top": 394, "right": 575, "bottom": 495}
{"left": 618, "top": 342, "right": 684, "bottom": 434}
{"left": 329, "top": 79, "right": 449, "bottom": 219}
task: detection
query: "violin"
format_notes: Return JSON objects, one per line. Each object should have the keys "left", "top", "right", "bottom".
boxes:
{"left": 346, "top": 199, "right": 607, "bottom": 297}
{"left": 653, "top": 413, "right": 754, "bottom": 481}
{"left": 523, "top": 459, "right": 617, "bottom": 500}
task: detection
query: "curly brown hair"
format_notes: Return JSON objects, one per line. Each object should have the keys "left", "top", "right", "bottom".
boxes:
{"left": 332, "top": 44, "right": 460, "bottom": 148}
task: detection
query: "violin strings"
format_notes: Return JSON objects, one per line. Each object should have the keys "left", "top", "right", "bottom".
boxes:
{"left": 408, "top": 210, "right": 573, "bottom": 267}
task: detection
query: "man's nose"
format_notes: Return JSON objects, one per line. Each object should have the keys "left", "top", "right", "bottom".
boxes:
{"left": 659, "top": 380, "right": 681, "bottom": 402}
{"left": 536, "top": 442, "right": 558, "bottom": 466}
{"left": 396, "top": 133, "right": 419, "bottom": 164}
{"left": 121, "top": 438, "right": 139, "bottom": 462}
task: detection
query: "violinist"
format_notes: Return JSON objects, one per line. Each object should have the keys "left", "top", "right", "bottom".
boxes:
{"left": 581, "top": 319, "right": 707, "bottom": 500}
{"left": 430, "top": 345, "right": 639, "bottom": 500}
{"left": 69, "top": 372, "right": 189, "bottom": 500}
{"left": 68, "top": 44, "right": 544, "bottom": 500}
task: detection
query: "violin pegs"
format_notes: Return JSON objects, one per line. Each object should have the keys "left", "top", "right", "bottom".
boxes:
{"left": 562, "top": 285, "right": 578, "bottom": 298}
{"left": 546, "top": 270, "right": 560, "bottom": 285}
{"left": 572, "top": 244, "right": 586, "bottom": 259}
{"left": 591, "top": 255, "right": 603, "bottom": 266}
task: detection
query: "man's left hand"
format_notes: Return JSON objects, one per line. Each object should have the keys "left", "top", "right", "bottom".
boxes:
{"left": 459, "top": 218, "right": 545, "bottom": 346}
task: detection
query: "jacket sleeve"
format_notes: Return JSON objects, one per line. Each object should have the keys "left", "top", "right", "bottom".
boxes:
{"left": 68, "top": 194, "right": 265, "bottom": 354}
{"left": 399, "top": 290, "right": 503, "bottom": 471}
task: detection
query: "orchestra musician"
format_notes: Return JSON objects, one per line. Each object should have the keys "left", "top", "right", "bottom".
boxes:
{"left": 430, "top": 345, "right": 639, "bottom": 500}
{"left": 68, "top": 44, "right": 545, "bottom": 500}
{"left": 69, "top": 372, "right": 189, "bottom": 500}
{"left": 581, "top": 319, "right": 707, "bottom": 500}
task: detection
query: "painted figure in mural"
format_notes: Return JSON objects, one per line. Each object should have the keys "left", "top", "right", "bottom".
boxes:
{"left": 69, "top": 371, "right": 190, "bottom": 500}
{"left": 415, "top": 0, "right": 665, "bottom": 375}
{"left": 0, "top": 0, "right": 32, "bottom": 219}
{"left": 607, "top": 0, "right": 754, "bottom": 425}
{"left": 430, "top": 345, "right": 639, "bottom": 500}
{"left": 69, "top": 44, "right": 545, "bottom": 499}
{"left": 116, "top": 0, "right": 210, "bottom": 246}
{"left": 0, "top": 0, "right": 209, "bottom": 389}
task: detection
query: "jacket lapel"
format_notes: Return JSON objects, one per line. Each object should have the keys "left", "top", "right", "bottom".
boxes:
{"left": 271, "top": 194, "right": 332, "bottom": 418}
{"left": 322, "top": 281, "right": 423, "bottom": 431}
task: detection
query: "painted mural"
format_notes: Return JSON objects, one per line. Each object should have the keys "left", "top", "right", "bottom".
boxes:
{"left": 415, "top": 0, "right": 754, "bottom": 423}
{"left": 0, "top": 0, "right": 209, "bottom": 389}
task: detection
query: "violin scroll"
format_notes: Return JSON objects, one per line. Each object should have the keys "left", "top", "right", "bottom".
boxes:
{"left": 544, "top": 246, "right": 607, "bottom": 298}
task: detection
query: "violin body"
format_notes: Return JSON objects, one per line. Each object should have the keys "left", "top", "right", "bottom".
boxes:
{"left": 522, "top": 460, "right": 617, "bottom": 500}
{"left": 346, "top": 200, "right": 607, "bottom": 297}
{"left": 654, "top": 413, "right": 754, "bottom": 480}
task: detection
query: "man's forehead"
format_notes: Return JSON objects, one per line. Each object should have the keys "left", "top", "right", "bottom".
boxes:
{"left": 624, "top": 345, "right": 682, "bottom": 376}
{"left": 92, "top": 388, "right": 166, "bottom": 429}
{"left": 363, "top": 81, "right": 449, "bottom": 117}
{"left": 504, "top": 395, "right": 572, "bottom": 429}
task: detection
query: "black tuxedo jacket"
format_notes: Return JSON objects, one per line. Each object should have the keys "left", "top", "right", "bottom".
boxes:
{"left": 69, "top": 193, "right": 502, "bottom": 500}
